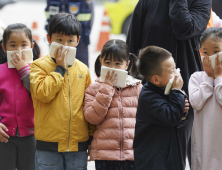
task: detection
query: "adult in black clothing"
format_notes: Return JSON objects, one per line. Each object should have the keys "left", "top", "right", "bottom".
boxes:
{"left": 126, "top": 0, "right": 211, "bottom": 169}
{"left": 212, "top": 0, "right": 222, "bottom": 18}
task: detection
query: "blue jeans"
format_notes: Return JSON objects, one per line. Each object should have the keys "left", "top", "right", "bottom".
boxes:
{"left": 35, "top": 150, "right": 88, "bottom": 170}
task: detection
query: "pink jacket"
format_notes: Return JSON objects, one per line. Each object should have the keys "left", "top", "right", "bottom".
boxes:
{"left": 189, "top": 71, "right": 222, "bottom": 169}
{"left": 84, "top": 76, "right": 142, "bottom": 161}
{"left": 0, "top": 63, "right": 34, "bottom": 137}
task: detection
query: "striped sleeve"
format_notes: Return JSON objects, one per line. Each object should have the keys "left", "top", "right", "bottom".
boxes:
{"left": 18, "top": 65, "right": 30, "bottom": 78}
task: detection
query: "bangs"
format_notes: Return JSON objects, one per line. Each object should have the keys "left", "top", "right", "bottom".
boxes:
{"left": 102, "top": 45, "right": 127, "bottom": 62}
{"left": 49, "top": 13, "right": 81, "bottom": 38}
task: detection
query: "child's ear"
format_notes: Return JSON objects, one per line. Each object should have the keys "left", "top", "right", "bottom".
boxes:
{"left": 1, "top": 44, "right": 6, "bottom": 53}
{"left": 126, "top": 60, "right": 130, "bottom": 70}
{"left": 47, "top": 34, "right": 52, "bottom": 44}
{"left": 31, "top": 42, "right": 34, "bottom": 49}
{"left": 151, "top": 75, "right": 160, "bottom": 86}
{"left": 76, "top": 36, "right": 81, "bottom": 46}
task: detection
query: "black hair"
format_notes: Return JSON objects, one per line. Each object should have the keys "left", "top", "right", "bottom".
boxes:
{"left": 94, "top": 39, "right": 140, "bottom": 79}
{"left": 48, "top": 13, "right": 81, "bottom": 38}
{"left": 200, "top": 27, "right": 222, "bottom": 47}
{"left": 0, "top": 23, "right": 40, "bottom": 64}
{"left": 137, "top": 46, "right": 172, "bottom": 81}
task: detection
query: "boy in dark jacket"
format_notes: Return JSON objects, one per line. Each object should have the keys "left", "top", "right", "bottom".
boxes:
{"left": 134, "top": 46, "right": 189, "bottom": 170}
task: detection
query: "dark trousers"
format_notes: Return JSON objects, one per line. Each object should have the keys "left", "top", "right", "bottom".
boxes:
{"left": 0, "top": 135, "right": 36, "bottom": 170}
{"left": 177, "top": 108, "right": 194, "bottom": 169}
{"left": 95, "top": 160, "right": 135, "bottom": 170}
{"left": 76, "top": 41, "right": 89, "bottom": 67}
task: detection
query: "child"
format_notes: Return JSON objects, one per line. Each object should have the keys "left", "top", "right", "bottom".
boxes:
{"left": 83, "top": 39, "right": 142, "bottom": 170}
{"left": 0, "top": 23, "right": 40, "bottom": 170}
{"left": 189, "top": 27, "right": 222, "bottom": 170}
{"left": 133, "top": 46, "right": 189, "bottom": 170}
{"left": 30, "top": 13, "right": 95, "bottom": 170}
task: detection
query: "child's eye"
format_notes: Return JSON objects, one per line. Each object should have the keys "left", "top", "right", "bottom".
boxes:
{"left": 10, "top": 45, "right": 15, "bottom": 47}
{"left": 203, "top": 52, "right": 208, "bottom": 55}
{"left": 215, "top": 51, "right": 220, "bottom": 54}
{"left": 69, "top": 40, "right": 73, "bottom": 42}
{"left": 105, "top": 62, "right": 110, "bottom": 64}
{"left": 23, "top": 44, "right": 27, "bottom": 47}
{"left": 57, "top": 39, "right": 62, "bottom": 42}
{"left": 116, "top": 63, "right": 121, "bottom": 65}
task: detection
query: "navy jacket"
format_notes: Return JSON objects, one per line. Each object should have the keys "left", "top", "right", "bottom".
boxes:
{"left": 134, "top": 82, "right": 185, "bottom": 170}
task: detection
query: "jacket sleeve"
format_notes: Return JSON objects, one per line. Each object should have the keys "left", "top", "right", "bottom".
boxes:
{"left": 84, "top": 69, "right": 95, "bottom": 143}
{"left": 214, "top": 77, "right": 222, "bottom": 106}
{"left": 30, "top": 61, "right": 65, "bottom": 103}
{"left": 17, "top": 65, "right": 30, "bottom": 92}
{"left": 188, "top": 72, "right": 214, "bottom": 111}
{"left": 84, "top": 83, "right": 115, "bottom": 125}
{"left": 139, "top": 90, "right": 185, "bottom": 127}
{"left": 126, "top": 0, "right": 146, "bottom": 55}
{"left": 169, "top": 0, "right": 211, "bottom": 41}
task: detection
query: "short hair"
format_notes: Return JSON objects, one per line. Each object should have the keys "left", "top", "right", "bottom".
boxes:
{"left": 48, "top": 13, "right": 81, "bottom": 38}
{"left": 137, "top": 46, "right": 172, "bottom": 81}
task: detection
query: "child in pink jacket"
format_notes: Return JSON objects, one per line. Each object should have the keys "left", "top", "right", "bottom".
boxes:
{"left": 84, "top": 39, "right": 142, "bottom": 170}
{"left": 0, "top": 23, "right": 40, "bottom": 170}
{"left": 189, "top": 27, "right": 222, "bottom": 170}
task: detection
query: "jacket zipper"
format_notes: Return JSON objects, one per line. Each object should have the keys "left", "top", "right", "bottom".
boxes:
{"left": 67, "top": 69, "right": 72, "bottom": 152}
{"left": 118, "top": 90, "right": 124, "bottom": 160}
{"left": 0, "top": 94, "right": 3, "bottom": 106}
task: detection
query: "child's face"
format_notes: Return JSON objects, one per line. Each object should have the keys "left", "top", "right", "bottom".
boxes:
{"left": 1, "top": 31, "right": 33, "bottom": 52}
{"left": 201, "top": 38, "right": 222, "bottom": 56}
{"left": 152, "top": 56, "right": 177, "bottom": 88}
{"left": 47, "top": 33, "right": 80, "bottom": 47}
{"left": 100, "top": 56, "right": 130, "bottom": 70}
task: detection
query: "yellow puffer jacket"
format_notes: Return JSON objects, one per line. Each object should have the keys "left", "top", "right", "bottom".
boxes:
{"left": 30, "top": 55, "right": 95, "bottom": 152}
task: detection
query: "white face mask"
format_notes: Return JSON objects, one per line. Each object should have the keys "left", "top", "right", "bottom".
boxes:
{"left": 7, "top": 48, "right": 33, "bottom": 68}
{"left": 100, "top": 66, "right": 128, "bottom": 88}
{"left": 202, "top": 51, "right": 222, "bottom": 69}
{"left": 49, "top": 42, "right": 77, "bottom": 66}
{"left": 164, "top": 68, "right": 180, "bottom": 95}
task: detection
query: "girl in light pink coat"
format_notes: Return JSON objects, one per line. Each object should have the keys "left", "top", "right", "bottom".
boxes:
{"left": 84, "top": 39, "right": 142, "bottom": 170}
{"left": 189, "top": 27, "right": 222, "bottom": 170}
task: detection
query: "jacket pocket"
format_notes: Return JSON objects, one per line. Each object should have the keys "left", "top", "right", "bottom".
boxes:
{"left": 40, "top": 108, "right": 53, "bottom": 128}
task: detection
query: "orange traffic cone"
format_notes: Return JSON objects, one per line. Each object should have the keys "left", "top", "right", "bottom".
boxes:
{"left": 31, "top": 21, "right": 42, "bottom": 58}
{"left": 32, "top": 22, "right": 39, "bottom": 42}
{"left": 96, "top": 11, "right": 110, "bottom": 51}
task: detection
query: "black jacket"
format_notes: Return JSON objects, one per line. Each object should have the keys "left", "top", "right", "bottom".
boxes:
{"left": 134, "top": 82, "right": 185, "bottom": 170}
{"left": 126, "top": 0, "right": 211, "bottom": 95}
{"left": 212, "top": 0, "right": 222, "bottom": 18}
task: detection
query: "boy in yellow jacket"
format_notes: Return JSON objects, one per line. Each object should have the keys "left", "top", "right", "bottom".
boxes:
{"left": 30, "top": 13, "right": 95, "bottom": 170}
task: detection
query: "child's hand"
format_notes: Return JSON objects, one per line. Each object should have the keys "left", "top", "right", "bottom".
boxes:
{"left": 184, "top": 98, "right": 189, "bottom": 113}
{"left": 55, "top": 46, "right": 69, "bottom": 68}
{"left": 10, "top": 51, "right": 28, "bottom": 71}
{"left": 202, "top": 56, "right": 214, "bottom": 78}
{"left": 104, "top": 71, "right": 117, "bottom": 87}
{"left": 172, "top": 73, "right": 183, "bottom": 90}
{"left": 214, "top": 54, "right": 222, "bottom": 79}
{"left": 0, "top": 123, "right": 9, "bottom": 143}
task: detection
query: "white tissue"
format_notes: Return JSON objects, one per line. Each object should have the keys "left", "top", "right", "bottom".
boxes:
{"left": 7, "top": 48, "right": 33, "bottom": 68}
{"left": 202, "top": 52, "right": 222, "bottom": 69}
{"left": 164, "top": 68, "right": 180, "bottom": 95}
{"left": 100, "top": 66, "right": 128, "bottom": 88}
{"left": 49, "top": 42, "right": 76, "bottom": 66}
